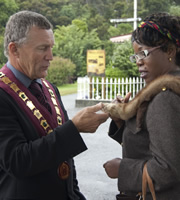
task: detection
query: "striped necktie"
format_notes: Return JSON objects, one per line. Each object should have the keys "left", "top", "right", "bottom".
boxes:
{"left": 29, "top": 80, "right": 52, "bottom": 113}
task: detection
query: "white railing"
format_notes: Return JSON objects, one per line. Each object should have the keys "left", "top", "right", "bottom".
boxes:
{"left": 77, "top": 76, "right": 145, "bottom": 101}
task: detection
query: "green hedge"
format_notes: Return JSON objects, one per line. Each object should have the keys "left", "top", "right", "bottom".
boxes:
{"left": 46, "top": 56, "right": 76, "bottom": 86}
{"left": 105, "top": 67, "right": 123, "bottom": 78}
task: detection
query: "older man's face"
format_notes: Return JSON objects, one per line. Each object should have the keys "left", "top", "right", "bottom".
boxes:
{"left": 16, "top": 26, "right": 54, "bottom": 80}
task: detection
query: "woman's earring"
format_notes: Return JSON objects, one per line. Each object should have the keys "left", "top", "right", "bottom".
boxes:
{"left": 169, "top": 57, "right": 172, "bottom": 62}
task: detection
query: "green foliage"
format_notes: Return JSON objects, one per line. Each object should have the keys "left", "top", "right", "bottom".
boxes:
{"left": 172, "top": 0, "right": 179, "bottom": 4}
{"left": 0, "top": 35, "right": 7, "bottom": 66}
{"left": 142, "top": 0, "right": 171, "bottom": 18}
{"left": 57, "top": 16, "right": 71, "bottom": 26}
{"left": 117, "top": 23, "right": 133, "bottom": 35}
{"left": 16, "top": 0, "right": 66, "bottom": 27}
{"left": 105, "top": 67, "right": 123, "bottom": 78}
{"left": 101, "top": 40, "right": 115, "bottom": 69}
{"left": 113, "top": 1, "right": 127, "bottom": 18}
{"left": 169, "top": 5, "right": 180, "bottom": 16}
{"left": 53, "top": 23, "right": 102, "bottom": 77}
{"left": 72, "top": 19, "right": 88, "bottom": 32}
{"left": 0, "top": 0, "right": 18, "bottom": 66}
{"left": 46, "top": 56, "right": 76, "bottom": 86}
{"left": 79, "top": 4, "right": 92, "bottom": 19}
{"left": 0, "top": 0, "right": 178, "bottom": 80}
{"left": 0, "top": 0, "right": 18, "bottom": 32}
{"left": 14, "top": 0, "right": 178, "bottom": 37}
{"left": 59, "top": 4, "right": 77, "bottom": 20}
{"left": 108, "top": 26, "right": 120, "bottom": 38}
{"left": 97, "top": 23, "right": 110, "bottom": 40}
{"left": 87, "top": 14, "right": 110, "bottom": 40}
{"left": 109, "top": 41, "right": 139, "bottom": 77}
{"left": 108, "top": 23, "right": 133, "bottom": 38}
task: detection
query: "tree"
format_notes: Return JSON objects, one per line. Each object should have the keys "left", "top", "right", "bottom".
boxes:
{"left": 169, "top": 5, "right": 180, "bottom": 16}
{"left": 0, "top": 0, "right": 18, "bottom": 66}
{"left": 57, "top": 16, "right": 72, "bottom": 26}
{"left": 59, "top": 4, "right": 77, "bottom": 20}
{"left": 141, "top": 0, "right": 171, "bottom": 18}
{"left": 16, "top": 0, "right": 66, "bottom": 27}
{"left": 0, "top": 0, "right": 18, "bottom": 33}
{"left": 117, "top": 23, "right": 133, "bottom": 35}
{"left": 72, "top": 19, "right": 88, "bottom": 32}
{"left": 87, "top": 14, "right": 110, "bottom": 40}
{"left": 0, "top": 35, "right": 7, "bottom": 66}
{"left": 108, "top": 26, "right": 121, "bottom": 37}
{"left": 53, "top": 23, "right": 102, "bottom": 77}
{"left": 46, "top": 56, "right": 76, "bottom": 85}
{"left": 171, "top": 0, "right": 179, "bottom": 5}
{"left": 3, "top": 0, "right": 177, "bottom": 78}
{"left": 109, "top": 41, "right": 139, "bottom": 77}
{"left": 113, "top": 1, "right": 126, "bottom": 18}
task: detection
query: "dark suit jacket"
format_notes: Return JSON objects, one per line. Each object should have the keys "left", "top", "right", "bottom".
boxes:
{"left": 0, "top": 83, "right": 87, "bottom": 200}
{"left": 109, "top": 71, "right": 180, "bottom": 200}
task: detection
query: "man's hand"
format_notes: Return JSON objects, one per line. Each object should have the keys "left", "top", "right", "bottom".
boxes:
{"left": 72, "top": 103, "right": 109, "bottom": 133}
{"left": 103, "top": 158, "right": 121, "bottom": 179}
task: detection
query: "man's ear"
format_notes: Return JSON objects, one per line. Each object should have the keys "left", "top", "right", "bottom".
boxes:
{"left": 8, "top": 42, "right": 19, "bottom": 57}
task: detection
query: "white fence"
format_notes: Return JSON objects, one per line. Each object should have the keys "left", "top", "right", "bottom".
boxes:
{"left": 77, "top": 76, "right": 145, "bottom": 101}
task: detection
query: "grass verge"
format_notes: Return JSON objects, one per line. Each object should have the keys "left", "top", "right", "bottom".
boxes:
{"left": 58, "top": 82, "right": 77, "bottom": 96}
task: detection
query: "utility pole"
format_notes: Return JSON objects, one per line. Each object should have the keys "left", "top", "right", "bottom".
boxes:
{"left": 134, "top": 0, "right": 137, "bottom": 30}
{"left": 110, "top": 0, "right": 141, "bottom": 30}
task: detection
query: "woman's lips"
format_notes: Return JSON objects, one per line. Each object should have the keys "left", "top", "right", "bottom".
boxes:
{"left": 139, "top": 71, "right": 148, "bottom": 79}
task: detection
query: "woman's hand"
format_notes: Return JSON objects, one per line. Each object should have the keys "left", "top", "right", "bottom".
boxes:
{"left": 110, "top": 92, "right": 131, "bottom": 128}
{"left": 103, "top": 158, "right": 121, "bottom": 178}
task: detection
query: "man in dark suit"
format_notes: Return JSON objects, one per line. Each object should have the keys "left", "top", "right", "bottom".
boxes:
{"left": 0, "top": 11, "right": 108, "bottom": 200}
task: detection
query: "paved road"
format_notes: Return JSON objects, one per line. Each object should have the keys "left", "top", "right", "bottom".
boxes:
{"left": 61, "top": 93, "right": 122, "bottom": 200}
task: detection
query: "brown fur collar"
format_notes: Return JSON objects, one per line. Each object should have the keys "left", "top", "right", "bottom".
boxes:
{"left": 102, "top": 74, "right": 180, "bottom": 125}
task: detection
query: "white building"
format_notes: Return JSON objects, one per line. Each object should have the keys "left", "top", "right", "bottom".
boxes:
{"left": 110, "top": 33, "right": 132, "bottom": 43}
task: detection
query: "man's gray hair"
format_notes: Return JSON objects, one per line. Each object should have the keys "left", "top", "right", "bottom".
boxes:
{"left": 4, "top": 10, "right": 53, "bottom": 57}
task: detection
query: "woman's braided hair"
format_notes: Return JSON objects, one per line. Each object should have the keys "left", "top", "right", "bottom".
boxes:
{"left": 132, "top": 12, "right": 180, "bottom": 66}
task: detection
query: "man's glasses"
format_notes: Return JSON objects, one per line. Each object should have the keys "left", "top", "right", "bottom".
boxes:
{"left": 129, "top": 46, "right": 162, "bottom": 63}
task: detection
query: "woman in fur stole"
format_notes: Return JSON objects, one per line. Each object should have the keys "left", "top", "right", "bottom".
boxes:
{"left": 103, "top": 13, "right": 180, "bottom": 200}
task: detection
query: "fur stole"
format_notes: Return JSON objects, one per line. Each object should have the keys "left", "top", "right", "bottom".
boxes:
{"left": 102, "top": 74, "right": 180, "bottom": 126}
